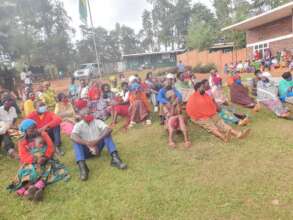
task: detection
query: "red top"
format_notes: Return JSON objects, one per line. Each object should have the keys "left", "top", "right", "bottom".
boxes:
{"left": 18, "top": 132, "right": 54, "bottom": 164}
{"left": 27, "top": 111, "right": 62, "bottom": 129}
{"left": 140, "top": 82, "right": 148, "bottom": 91}
{"left": 186, "top": 91, "right": 217, "bottom": 120}
{"left": 88, "top": 86, "right": 101, "bottom": 101}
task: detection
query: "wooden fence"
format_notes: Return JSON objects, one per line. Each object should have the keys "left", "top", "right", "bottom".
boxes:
{"left": 177, "top": 48, "right": 252, "bottom": 73}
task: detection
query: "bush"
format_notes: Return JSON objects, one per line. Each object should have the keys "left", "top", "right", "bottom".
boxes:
{"left": 192, "top": 63, "right": 217, "bottom": 74}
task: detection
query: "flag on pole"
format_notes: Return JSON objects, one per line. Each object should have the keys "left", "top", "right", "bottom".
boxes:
{"left": 79, "top": 0, "right": 88, "bottom": 24}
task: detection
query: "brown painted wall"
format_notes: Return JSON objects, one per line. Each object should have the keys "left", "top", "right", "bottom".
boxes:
{"left": 177, "top": 48, "right": 251, "bottom": 73}
{"left": 247, "top": 16, "right": 292, "bottom": 44}
{"left": 270, "top": 38, "right": 293, "bottom": 54}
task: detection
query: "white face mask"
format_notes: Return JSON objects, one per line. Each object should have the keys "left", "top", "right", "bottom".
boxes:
{"left": 37, "top": 106, "right": 47, "bottom": 114}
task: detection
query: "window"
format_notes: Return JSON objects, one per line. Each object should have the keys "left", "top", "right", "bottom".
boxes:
{"left": 253, "top": 43, "right": 269, "bottom": 58}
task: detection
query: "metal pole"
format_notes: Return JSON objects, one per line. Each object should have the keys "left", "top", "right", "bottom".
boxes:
{"left": 87, "top": 0, "right": 101, "bottom": 75}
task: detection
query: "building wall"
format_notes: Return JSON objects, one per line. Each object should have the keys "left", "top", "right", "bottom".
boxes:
{"left": 177, "top": 48, "right": 251, "bottom": 73}
{"left": 247, "top": 16, "right": 292, "bottom": 44}
{"left": 270, "top": 38, "right": 293, "bottom": 55}
{"left": 124, "top": 53, "right": 177, "bottom": 71}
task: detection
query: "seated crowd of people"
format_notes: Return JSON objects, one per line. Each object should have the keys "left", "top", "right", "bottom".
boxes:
{"left": 224, "top": 49, "right": 293, "bottom": 75}
{"left": 1, "top": 65, "right": 292, "bottom": 202}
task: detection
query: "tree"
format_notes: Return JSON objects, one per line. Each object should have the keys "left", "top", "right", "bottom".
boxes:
{"left": 251, "top": 0, "right": 291, "bottom": 14}
{"left": 141, "top": 10, "right": 155, "bottom": 52}
{"left": 187, "top": 15, "right": 216, "bottom": 51}
{"left": 213, "top": 0, "right": 232, "bottom": 27}
{"left": 0, "top": 0, "right": 75, "bottom": 71}
{"left": 173, "top": 0, "right": 192, "bottom": 49}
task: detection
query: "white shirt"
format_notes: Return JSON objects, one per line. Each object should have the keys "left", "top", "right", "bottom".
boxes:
{"left": 24, "top": 77, "right": 32, "bottom": 85}
{"left": 79, "top": 86, "right": 89, "bottom": 99}
{"left": 0, "top": 106, "right": 17, "bottom": 127}
{"left": 72, "top": 119, "right": 108, "bottom": 141}
{"left": 20, "top": 72, "right": 26, "bottom": 81}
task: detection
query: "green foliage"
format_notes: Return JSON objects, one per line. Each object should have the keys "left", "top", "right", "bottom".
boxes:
{"left": 192, "top": 63, "right": 217, "bottom": 73}
{"left": 187, "top": 16, "right": 216, "bottom": 51}
{"left": 1, "top": 89, "right": 293, "bottom": 219}
{"left": 0, "top": 0, "right": 75, "bottom": 70}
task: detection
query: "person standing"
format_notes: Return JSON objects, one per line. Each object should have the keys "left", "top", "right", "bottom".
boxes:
{"left": 78, "top": 79, "right": 89, "bottom": 99}
{"left": 177, "top": 60, "right": 185, "bottom": 75}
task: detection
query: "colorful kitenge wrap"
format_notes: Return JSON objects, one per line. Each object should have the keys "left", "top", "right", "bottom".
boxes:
{"left": 257, "top": 81, "right": 289, "bottom": 116}
{"left": 7, "top": 145, "right": 69, "bottom": 192}
{"left": 218, "top": 108, "right": 239, "bottom": 125}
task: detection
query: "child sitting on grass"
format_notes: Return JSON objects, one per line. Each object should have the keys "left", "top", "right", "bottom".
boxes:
{"left": 8, "top": 119, "right": 69, "bottom": 202}
{"left": 163, "top": 90, "right": 191, "bottom": 148}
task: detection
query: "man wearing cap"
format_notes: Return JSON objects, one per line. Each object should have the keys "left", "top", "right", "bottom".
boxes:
{"left": 0, "top": 98, "right": 18, "bottom": 159}
{"left": 71, "top": 108, "right": 127, "bottom": 181}
{"left": 157, "top": 74, "right": 182, "bottom": 125}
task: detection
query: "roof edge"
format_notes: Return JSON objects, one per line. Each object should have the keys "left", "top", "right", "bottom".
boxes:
{"left": 221, "top": 1, "right": 293, "bottom": 31}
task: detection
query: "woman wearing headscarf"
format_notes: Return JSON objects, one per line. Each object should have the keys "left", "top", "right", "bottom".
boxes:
{"left": 7, "top": 119, "right": 69, "bottom": 202}
{"left": 230, "top": 75, "right": 260, "bottom": 111}
{"left": 279, "top": 71, "right": 293, "bottom": 104}
{"left": 128, "top": 82, "right": 152, "bottom": 127}
{"left": 257, "top": 75, "right": 289, "bottom": 118}
{"left": 93, "top": 83, "right": 114, "bottom": 121}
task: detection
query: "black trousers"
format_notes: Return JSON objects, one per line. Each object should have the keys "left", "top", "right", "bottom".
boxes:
{"left": 0, "top": 134, "right": 15, "bottom": 153}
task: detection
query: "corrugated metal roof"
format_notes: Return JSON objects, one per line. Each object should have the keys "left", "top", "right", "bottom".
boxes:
{"left": 122, "top": 49, "right": 186, "bottom": 58}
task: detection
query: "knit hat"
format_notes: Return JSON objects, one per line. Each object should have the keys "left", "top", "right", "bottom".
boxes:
{"left": 19, "top": 119, "right": 36, "bottom": 133}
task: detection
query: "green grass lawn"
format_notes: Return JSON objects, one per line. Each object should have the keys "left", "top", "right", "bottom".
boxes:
{"left": 0, "top": 105, "right": 293, "bottom": 220}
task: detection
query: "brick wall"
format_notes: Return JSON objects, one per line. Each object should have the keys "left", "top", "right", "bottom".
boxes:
{"left": 270, "top": 38, "right": 293, "bottom": 54}
{"left": 247, "top": 16, "right": 292, "bottom": 44}
{"left": 177, "top": 48, "right": 250, "bottom": 73}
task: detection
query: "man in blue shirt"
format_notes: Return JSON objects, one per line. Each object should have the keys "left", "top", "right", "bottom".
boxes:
{"left": 157, "top": 74, "right": 182, "bottom": 125}
{"left": 177, "top": 60, "right": 185, "bottom": 74}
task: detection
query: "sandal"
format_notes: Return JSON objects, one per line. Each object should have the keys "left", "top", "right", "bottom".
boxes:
{"left": 33, "top": 188, "right": 44, "bottom": 202}
{"left": 24, "top": 186, "right": 38, "bottom": 200}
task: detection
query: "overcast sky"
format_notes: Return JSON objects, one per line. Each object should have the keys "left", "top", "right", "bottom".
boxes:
{"left": 62, "top": 0, "right": 212, "bottom": 40}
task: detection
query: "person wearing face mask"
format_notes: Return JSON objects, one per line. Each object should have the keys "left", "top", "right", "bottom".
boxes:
{"left": 279, "top": 72, "right": 293, "bottom": 104}
{"left": 230, "top": 75, "right": 260, "bottom": 111}
{"left": 71, "top": 108, "right": 127, "bottom": 181}
{"left": 0, "top": 98, "right": 18, "bottom": 159}
{"left": 55, "top": 93, "right": 76, "bottom": 136}
{"left": 7, "top": 119, "right": 69, "bottom": 202}
{"left": 186, "top": 81, "right": 250, "bottom": 143}
{"left": 23, "top": 92, "right": 36, "bottom": 117}
{"left": 157, "top": 74, "right": 182, "bottom": 125}
{"left": 257, "top": 75, "right": 290, "bottom": 118}
{"left": 27, "top": 101, "right": 63, "bottom": 155}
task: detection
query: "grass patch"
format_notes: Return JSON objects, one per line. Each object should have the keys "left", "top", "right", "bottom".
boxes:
{"left": 0, "top": 104, "right": 293, "bottom": 220}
